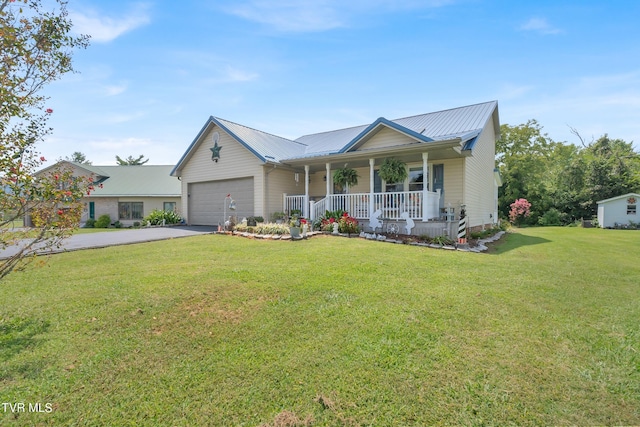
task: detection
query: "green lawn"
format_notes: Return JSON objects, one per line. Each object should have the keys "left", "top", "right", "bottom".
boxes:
{"left": 1, "top": 228, "right": 638, "bottom": 426}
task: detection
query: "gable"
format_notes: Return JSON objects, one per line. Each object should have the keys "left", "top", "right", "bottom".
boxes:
{"left": 180, "top": 124, "right": 264, "bottom": 182}
{"left": 352, "top": 125, "right": 419, "bottom": 152}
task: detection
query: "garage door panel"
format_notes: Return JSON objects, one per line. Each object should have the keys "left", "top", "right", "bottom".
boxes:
{"left": 188, "top": 178, "right": 254, "bottom": 225}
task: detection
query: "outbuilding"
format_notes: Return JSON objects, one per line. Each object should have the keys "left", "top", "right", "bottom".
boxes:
{"left": 596, "top": 193, "right": 639, "bottom": 228}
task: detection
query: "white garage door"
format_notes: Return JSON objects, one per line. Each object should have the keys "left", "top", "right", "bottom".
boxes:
{"left": 188, "top": 178, "right": 254, "bottom": 225}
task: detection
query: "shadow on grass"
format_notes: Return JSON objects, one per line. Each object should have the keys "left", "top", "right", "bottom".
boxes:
{"left": 0, "top": 317, "right": 50, "bottom": 362}
{"left": 484, "top": 232, "right": 551, "bottom": 255}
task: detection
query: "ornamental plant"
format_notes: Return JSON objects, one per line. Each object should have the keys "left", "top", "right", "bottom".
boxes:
{"left": 509, "top": 198, "right": 532, "bottom": 225}
{"left": 338, "top": 212, "right": 359, "bottom": 234}
{"left": 145, "top": 209, "right": 182, "bottom": 226}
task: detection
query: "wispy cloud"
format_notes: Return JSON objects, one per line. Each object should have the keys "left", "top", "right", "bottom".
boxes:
{"left": 104, "top": 84, "right": 127, "bottom": 96}
{"left": 224, "top": 66, "right": 259, "bottom": 82}
{"left": 519, "top": 17, "right": 562, "bottom": 35}
{"left": 71, "top": 3, "right": 151, "bottom": 43}
{"left": 223, "top": 0, "right": 453, "bottom": 32}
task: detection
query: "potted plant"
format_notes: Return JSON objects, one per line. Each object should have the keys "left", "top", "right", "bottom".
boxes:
{"left": 247, "top": 216, "right": 257, "bottom": 226}
{"left": 289, "top": 215, "right": 307, "bottom": 238}
{"left": 271, "top": 211, "right": 286, "bottom": 223}
{"left": 333, "top": 167, "right": 359, "bottom": 193}
{"left": 378, "top": 158, "right": 408, "bottom": 184}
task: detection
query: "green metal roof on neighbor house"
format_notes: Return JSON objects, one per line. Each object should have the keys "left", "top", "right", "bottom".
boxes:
{"left": 171, "top": 100, "right": 499, "bottom": 174}
{"left": 37, "top": 162, "right": 181, "bottom": 197}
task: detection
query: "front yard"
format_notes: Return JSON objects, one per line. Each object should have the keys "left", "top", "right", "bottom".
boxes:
{"left": 1, "top": 227, "right": 638, "bottom": 425}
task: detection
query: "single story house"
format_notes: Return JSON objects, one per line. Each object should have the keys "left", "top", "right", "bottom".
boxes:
{"left": 597, "top": 193, "right": 639, "bottom": 228}
{"left": 171, "top": 101, "right": 502, "bottom": 237}
{"left": 29, "top": 161, "right": 181, "bottom": 226}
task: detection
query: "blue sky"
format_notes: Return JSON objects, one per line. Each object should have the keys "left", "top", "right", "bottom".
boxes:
{"left": 40, "top": 0, "right": 640, "bottom": 165}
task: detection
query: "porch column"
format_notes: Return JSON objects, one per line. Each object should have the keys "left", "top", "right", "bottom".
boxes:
{"left": 325, "top": 163, "right": 331, "bottom": 196}
{"left": 369, "top": 158, "right": 375, "bottom": 218}
{"left": 325, "top": 163, "right": 331, "bottom": 211}
{"left": 304, "top": 165, "right": 310, "bottom": 218}
{"left": 422, "top": 152, "right": 429, "bottom": 221}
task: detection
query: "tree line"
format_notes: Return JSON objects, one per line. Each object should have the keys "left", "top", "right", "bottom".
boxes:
{"left": 497, "top": 120, "right": 640, "bottom": 225}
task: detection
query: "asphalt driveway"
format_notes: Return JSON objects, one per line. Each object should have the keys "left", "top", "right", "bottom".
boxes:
{"left": 0, "top": 226, "right": 218, "bottom": 260}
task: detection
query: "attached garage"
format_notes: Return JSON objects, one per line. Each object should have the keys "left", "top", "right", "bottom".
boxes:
{"left": 188, "top": 177, "right": 254, "bottom": 225}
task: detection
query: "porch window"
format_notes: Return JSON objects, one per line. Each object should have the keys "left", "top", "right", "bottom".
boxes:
{"left": 119, "top": 202, "right": 143, "bottom": 220}
{"left": 409, "top": 167, "right": 424, "bottom": 191}
{"left": 628, "top": 204, "right": 637, "bottom": 215}
{"left": 164, "top": 202, "right": 176, "bottom": 212}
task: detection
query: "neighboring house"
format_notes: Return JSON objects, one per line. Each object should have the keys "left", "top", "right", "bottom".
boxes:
{"left": 171, "top": 101, "right": 501, "bottom": 236}
{"left": 597, "top": 193, "right": 639, "bottom": 228}
{"left": 29, "top": 161, "right": 181, "bottom": 226}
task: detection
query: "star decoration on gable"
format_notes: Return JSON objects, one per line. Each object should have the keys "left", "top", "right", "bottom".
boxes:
{"left": 211, "top": 142, "right": 222, "bottom": 162}
{"left": 210, "top": 132, "right": 222, "bottom": 162}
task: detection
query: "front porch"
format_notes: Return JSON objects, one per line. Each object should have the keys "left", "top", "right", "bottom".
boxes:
{"left": 284, "top": 191, "right": 459, "bottom": 238}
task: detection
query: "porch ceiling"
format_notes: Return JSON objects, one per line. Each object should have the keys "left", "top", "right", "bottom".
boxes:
{"left": 281, "top": 139, "right": 466, "bottom": 172}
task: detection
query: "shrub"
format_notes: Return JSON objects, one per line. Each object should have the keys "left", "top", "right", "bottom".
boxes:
{"left": 338, "top": 213, "right": 359, "bottom": 234}
{"left": 538, "top": 208, "right": 564, "bottom": 226}
{"left": 114, "top": 221, "right": 122, "bottom": 228}
{"left": 95, "top": 214, "right": 111, "bottom": 228}
{"left": 144, "top": 209, "right": 182, "bottom": 226}
{"left": 133, "top": 221, "right": 141, "bottom": 228}
{"left": 84, "top": 218, "right": 96, "bottom": 228}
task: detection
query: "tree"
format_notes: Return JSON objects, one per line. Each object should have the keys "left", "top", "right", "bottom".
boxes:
{"left": 1, "top": 0, "right": 90, "bottom": 280}
{"left": 116, "top": 154, "right": 149, "bottom": 165}
{"left": 64, "top": 151, "right": 92, "bottom": 164}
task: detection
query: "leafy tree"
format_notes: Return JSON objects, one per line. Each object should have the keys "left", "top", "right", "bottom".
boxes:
{"left": 1, "top": 0, "right": 90, "bottom": 280}
{"left": 64, "top": 151, "right": 92, "bottom": 164}
{"left": 116, "top": 154, "right": 149, "bottom": 165}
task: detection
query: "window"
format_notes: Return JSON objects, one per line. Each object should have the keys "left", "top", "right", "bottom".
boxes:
{"left": 164, "top": 202, "right": 176, "bottom": 212}
{"left": 628, "top": 204, "right": 637, "bottom": 215}
{"left": 119, "top": 202, "right": 143, "bottom": 220}
{"left": 409, "top": 167, "right": 424, "bottom": 191}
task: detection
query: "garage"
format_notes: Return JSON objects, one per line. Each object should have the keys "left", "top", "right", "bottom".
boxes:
{"left": 188, "top": 177, "right": 254, "bottom": 225}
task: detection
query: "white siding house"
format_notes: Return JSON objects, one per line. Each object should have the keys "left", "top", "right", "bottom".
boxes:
{"left": 171, "top": 101, "right": 502, "bottom": 236}
{"left": 597, "top": 193, "right": 639, "bottom": 228}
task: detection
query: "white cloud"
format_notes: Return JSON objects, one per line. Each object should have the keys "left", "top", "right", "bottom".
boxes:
{"left": 224, "top": 66, "right": 259, "bottom": 82}
{"left": 104, "top": 84, "right": 127, "bottom": 96}
{"left": 70, "top": 3, "right": 151, "bottom": 43}
{"left": 223, "top": 0, "right": 453, "bottom": 32}
{"left": 519, "top": 17, "right": 562, "bottom": 35}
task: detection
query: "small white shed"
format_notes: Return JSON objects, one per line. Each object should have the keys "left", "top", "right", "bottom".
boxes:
{"left": 596, "top": 193, "right": 639, "bottom": 228}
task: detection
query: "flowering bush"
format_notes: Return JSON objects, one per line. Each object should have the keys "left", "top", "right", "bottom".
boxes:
{"left": 509, "top": 198, "right": 532, "bottom": 225}
{"left": 338, "top": 212, "right": 359, "bottom": 234}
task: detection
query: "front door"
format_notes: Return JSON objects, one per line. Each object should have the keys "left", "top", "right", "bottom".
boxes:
{"left": 89, "top": 202, "right": 95, "bottom": 220}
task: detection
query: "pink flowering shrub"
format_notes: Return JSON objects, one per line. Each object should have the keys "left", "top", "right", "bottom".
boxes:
{"left": 509, "top": 198, "right": 532, "bottom": 225}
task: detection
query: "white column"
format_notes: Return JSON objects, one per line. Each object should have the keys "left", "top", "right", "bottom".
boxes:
{"left": 304, "top": 165, "right": 310, "bottom": 218}
{"left": 422, "top": 152, "right": 429, "bottom": 221}
{"left": 325, "top": 163, "right": 331, "bottom": 211}
{"left": 369, "top": 158, "right": 375, "bottom": 218}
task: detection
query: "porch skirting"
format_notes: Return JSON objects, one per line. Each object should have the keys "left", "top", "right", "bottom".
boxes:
{"left": 359, "top": 219, "right": 458, "bottom": 239}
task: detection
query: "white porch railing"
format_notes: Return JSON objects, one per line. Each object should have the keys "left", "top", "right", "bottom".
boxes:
{"left": 286, "top": 190, "right": 441, "bottom": 221}
{"left": 283, "top": 194, "right": 307, "bottom": 216}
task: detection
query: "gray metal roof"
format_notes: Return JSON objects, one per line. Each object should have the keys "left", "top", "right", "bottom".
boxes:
{"left": 214, "top": 117, "right": 307, "bottom": 162}
{"left": 173, "top": 101, "right": 498, "bottom": 170}
{"left": 291, "top": 100, "right": 498, "bottom": 158}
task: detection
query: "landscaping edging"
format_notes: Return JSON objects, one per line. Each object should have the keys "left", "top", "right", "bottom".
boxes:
{"left": 226, "top": 229, "right": 506, "bottom": 252}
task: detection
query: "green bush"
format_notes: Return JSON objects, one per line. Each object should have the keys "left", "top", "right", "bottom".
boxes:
{"left": 144, "top": 209, "right": 182, "bottom": 225}
{"left": 84, "top": 218, "right": 96, "bottom": 228}
{"left": 95, "top": 214, "right": 111, "bottom": 228}
{"left": 538, "top": 208, "right": 564, "bottom": 226}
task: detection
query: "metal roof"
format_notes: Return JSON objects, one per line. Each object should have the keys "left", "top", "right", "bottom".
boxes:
{"left": 213, "top": 117, "right": 306, "bottom": 162}
{"left": 173, "top": 101, "right": 498, "bottom": 169}
{"left": 79, "top": 164, "right": 181, "bottom": 197}
{"left": 291, "top": 100, "right": 498, "bottom": 159}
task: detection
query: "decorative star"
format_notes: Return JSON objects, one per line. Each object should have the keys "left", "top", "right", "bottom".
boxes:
{"left": 210, "top": 142, "right": 222, "bottom": 162}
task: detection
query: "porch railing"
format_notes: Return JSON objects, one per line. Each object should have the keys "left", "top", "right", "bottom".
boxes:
{"left": 283, "top": 194, "right": 307, "bottom": 216}
{"left": 286, "top": 190, "right": 441, "bottom": 221}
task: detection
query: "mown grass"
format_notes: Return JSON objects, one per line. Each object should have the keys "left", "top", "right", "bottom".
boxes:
{"left": 1, "top": 227, "right": 638, "bottom": 426}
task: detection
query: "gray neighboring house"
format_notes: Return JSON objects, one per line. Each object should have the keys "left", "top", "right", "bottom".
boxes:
{"left": 28, "top": 161, "right": 181, "bottom": 226}
{"left": 597, "top": 193, "right": 639, "bottom": 228}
